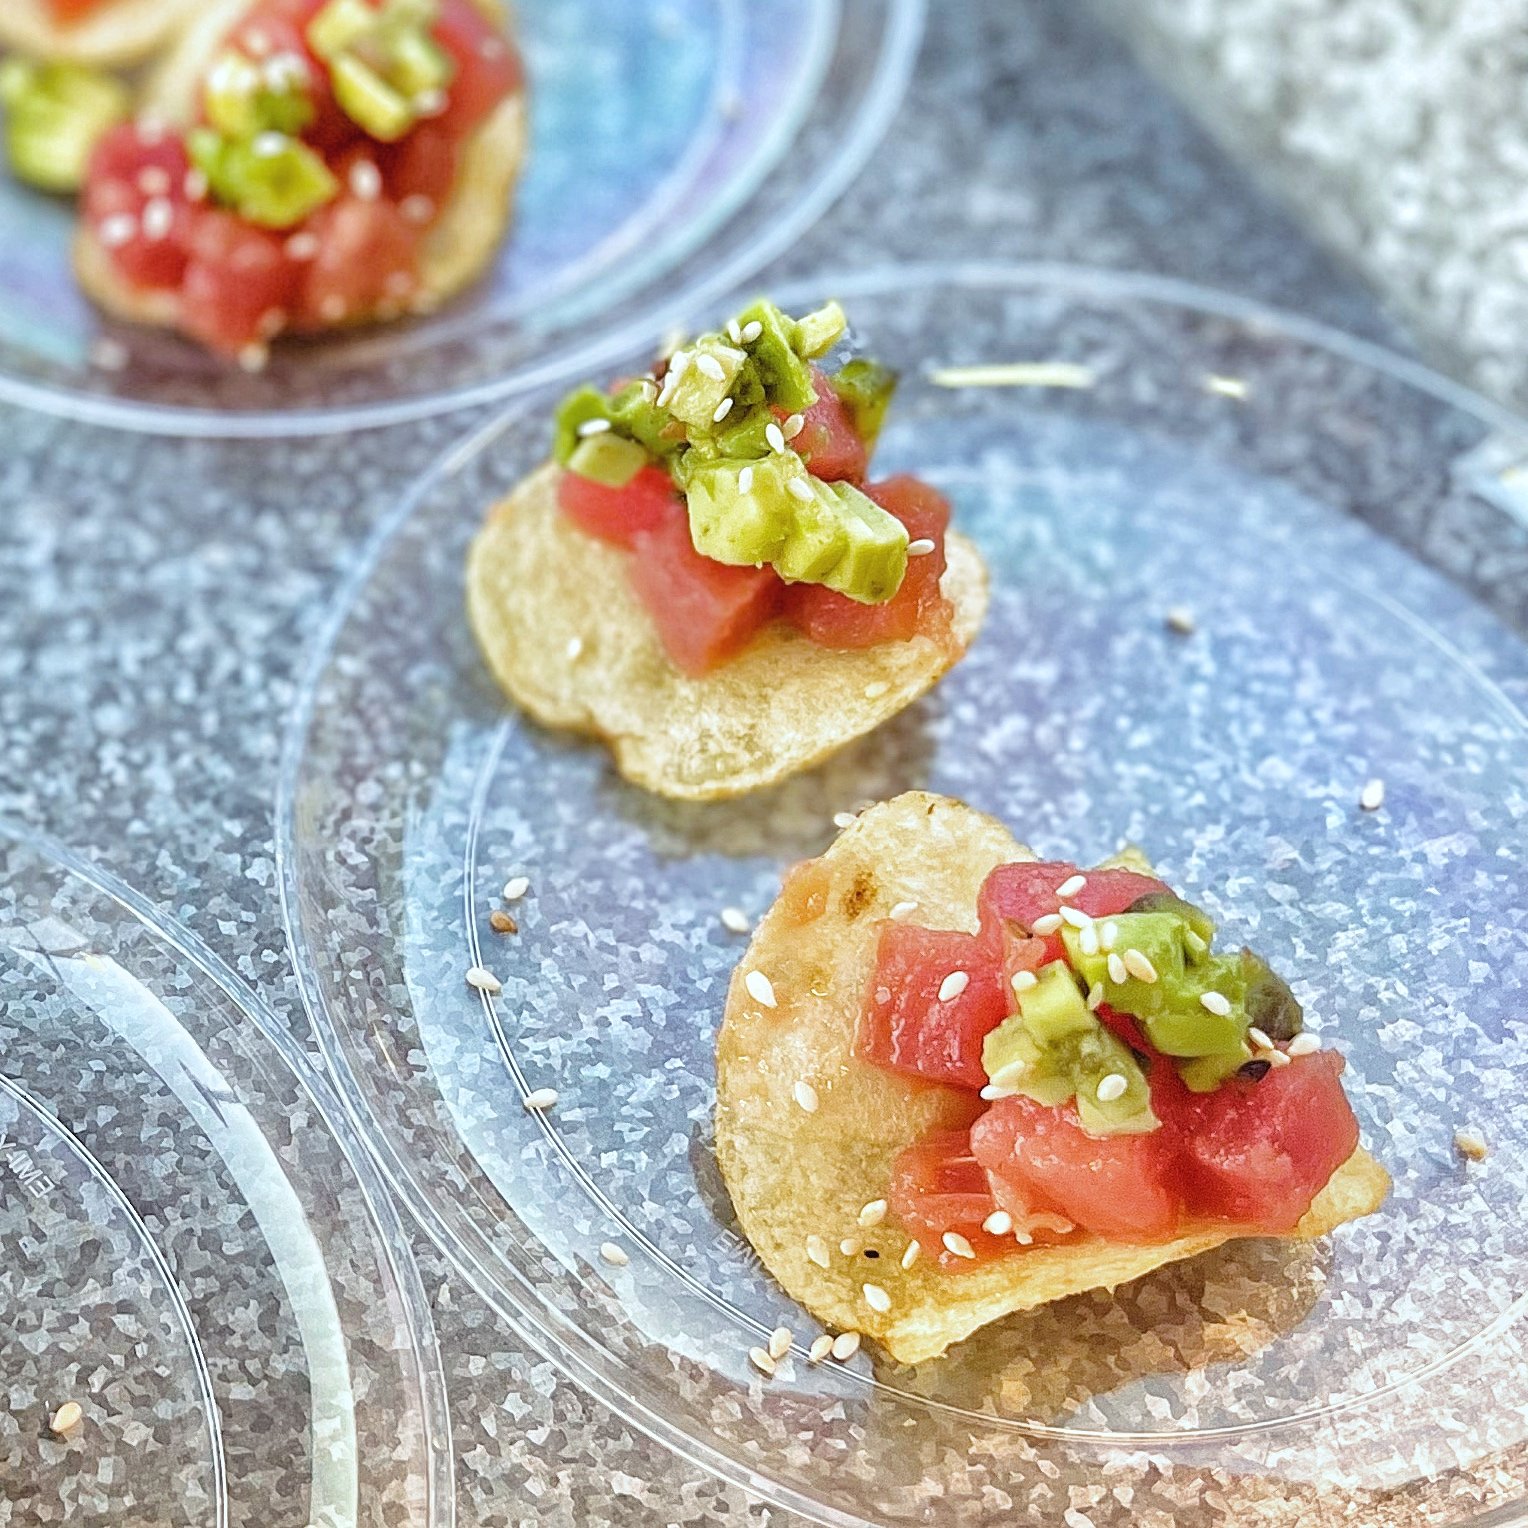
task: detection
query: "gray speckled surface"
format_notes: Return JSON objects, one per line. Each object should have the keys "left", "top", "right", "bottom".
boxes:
{"left": 1, "top": 0, "right": 1508, "bottom": 1524}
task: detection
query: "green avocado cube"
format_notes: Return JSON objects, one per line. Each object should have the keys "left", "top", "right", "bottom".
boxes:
{"left": 684, "top": 457, "right": 792, "bottom": 567}
{"left": 794, "top": 299, "right": 847, "bottom": 359}
{"left": 329, "top": 52, "right": 415, "bottom": 142}
{"left": 204, "top": 130, "right": 339, "bottom": 229}
{"left": 0, "top": 58, "right": 128, "bottom": 194}
{"left": 1017, "top": 961, "right": 1095, "bottom": 1044}
{"left": 732, "top": 300, "right": 816, "bottom": 414}
{"left": 830, "top": 359, "right": 899, "bottom": 453}
{"left": 664, "top": 339, "right": 747, "bottom": 432}
{"left": 819, "top": 484, "right": 908, "bottom": 603}
{"left": 567, "top": 433, "right": 648, "bottom": 488}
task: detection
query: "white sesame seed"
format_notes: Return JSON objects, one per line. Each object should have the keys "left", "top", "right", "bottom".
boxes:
{"left": 1011, "top": 970, "right": 1038, "bottom": 994}
{"left": 720, "top": 906, "right": 751, "bottom": 933}
{"left": 1077, "top": 923, "right": 1100, "bottom": 956}
{"left": 1056, "top": 874, "right": 1087, "bottom": 899}
{"left": 1096, "top": 1073, "right": 1129, "bottom": 1103}
{"left": 257, "top": 307, "right": 287, "bottom": 340}
{"left": 1122, "top": 949, "right": 1158, "bottom": 983}
{"left": 1184, "top": 929, "right": 1209, "bottom": 957}
{"left": 748, "top": 1346, "right": 776, "bottom": 1377}
{"left": 503, "top": 876, "right": 530, "bottom": 901}
{"left": 465, "top": 965, "right": 501, "bottom": 994}
{"left": 1286, "top": 1032, "right": 1321, "bottom": 1056}
{"left": 285, "top": 231, "right": 320, "bottom": 260}
{"left": 979, "top": 1083, "right": 1017, "bottom": 1101}
{"left": 900, "top": 1240, "right": 921, "bottom": 1270}
{"left": 238, "top": 342, "right": 270, "bottom": 373}
{"left": 1266, "top": 1049, "right": 1292, "bottom": 1068}
{"left": 783, "top": 413, "right": 805, "bottom": 439}
{"left": 738, "top": 465, "right": 754, "bottom": 494}
{"left": 831, "top": 1331, "right": 861, "bottom": 1360}
{"left": 941, "top": 1232, "right": 976, "bottom": 1260}
{"left": 863, "top": 680, "right": 890, "bottom": 700}
{"left": 1204, "top": 374, "right": 1248, "bottom": 399}
{"left": 320, "top": 294, "right": 347, "bottom": 322}
{"left": 696, "top": 353, "right": 725, "bottom": 381}
{"left": 401, "top": 193, "right": 436, "bottom": 225}
{"left": 1247, "top": 1026, "right": 1274, "bottom": 1051}
{"left": 937, "top": 971, "right": 969, "bottom": 1002}
{"left": 565, "top": 635, "right": 584, "bottom": 661}
{"left": 523, "top": 1087, "right": 558, "bottom": 1112}
{"left": 787, "top": 477, "right": 815, "bottom": 503}
{"left": 599, "top": 1242, "right": 629, "bottom": 1267}
{"left": 766, "top": 422, "right": 786, "bottom": 453}
{"left": 576, "top": 417, "right": 612, "bottom": 437}
{"left": 1086, "top": 984, "right": 1105, "bottom": 1011}
{"left": 982, "top": 1210, "right": 1013, "bottom": 1236}
{"left": 832, "top": 811, "right": 857, "bottom": 829}
{"left": 138, "top": 166, "right": 171, "bottom": 195}
{"left": 863, "top": 1283, "right": 891, "bottom": 1312}
{"left": 1031, "top": 913, "right": 1063, "bottom": 936}
{"left": 806, "top": 1235, "right": 830, "bottom": 1269}
{"left": 90, "top": 338, "right": 128, "bottom": 372}
{"left": 49, "top": 1402, "right": 83, "bottom": 1437}
{"left": 252, "top": 130, "right": 288, "bottom": 158}
{"left": 808, "top": 1334, "right": 834, "bottom": 1363}
{"left": 98, "top": 214, "right": 137, "bottom": 248}
{"left": 349, "top": 160, "right": 382, "bottom": 200}
{"left": 712, "top": 396, "right": 734, "bottom": 423}
{"left": 839, "top": 1236, "right": 860, "bottom": 1257}
{"left": 888, "top": 901, "right": 919, "bottom": 921}
{"left": 1454, "top": 1128, "right": 1489, "bottom": 1161}
{"left": 906, "top": 538, "right": 936, "bottom": 556}
{"left": 741, "top": 320, "right": 763, "bottom": 343}
{"left": 1165, "top": 606, "right": 1197, "bottom": 636}
{"left": 858, "top": 1199, "right": 888, "bottom": 1228}
{"left": 793, "top": 1080, "right": 819, "bottom": 1113}
{"left": 768, "top": 1325, "right": 793, "bottom": 1360}
{"left": 726, "top": 317, "right": 742, "bottom": 342}
{"left": 1360, "top": 778, "right": 1386, "bottom": 812}
{"left": 1060, "top": 905, "right": 1092, "bottom": 930}
{"left": 745, "top": 970, "right": 777, "bottom": 1008}
{"left": 1199, "top": 990, "right": 1232, "bottom": 1016}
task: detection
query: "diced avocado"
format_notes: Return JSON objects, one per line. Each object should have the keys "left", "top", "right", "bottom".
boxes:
{"left": 773, "top": 480, "right": 850, "bottom": 584}
{"left": 1066, "top": 911, "right": 1188, "bottom": 1024}
{"left": 194, "top": 129, "right": 339, "bottom": 229}
{"left": 708, "top": 408, "right": 776, "bottom": 462}
{"left": 385, "top": 28, "right": 455, "bottom": 97}
{"left": 1241, "top": 947, "right": 1303, "bottom": 1041}
{"left": 204, "top": 47, "right": 314, "bottom": 139}
{"left": 795, "top": 300, "right": 847, "bottom": 358}
{"left": 552, "top": 382, "right": 672, "bottom": 467}
{"left": 684, "top": 457, "right": 792, "bottom": 567}
{"left": 568, "top": 433, "right": 648, "bottom": 489}
{"left": 732, "top": 300, "right": 816, "bottom": 414}
{"left": 831, "top": 359, "right": 898, "bottom": 452}
{"left": 307, "top": 0, "right": 377, "bottom": 59}
{"left": 1073, "top": 1030, "right": 1157, "bottom": 1136}
{"left": 1127, "top": 890, "right": 1216, "bottom": 951}
{"left": 825, "top": 483, "right": 908, "bottom": 603}
{"left": 982, "top": 1014, "right": 1067, "bottom": 1104}
{"left": 1017, "top": 961, "right": 1095, "bottom": 1044}
{"left": 0, "top": 58, "right": 128, "bottom": 194}
{"left": 329, "top": 53, "right": 415, "bottom": 142}
{"left": 664, "top": 339, "right": 747, "bottom": 432}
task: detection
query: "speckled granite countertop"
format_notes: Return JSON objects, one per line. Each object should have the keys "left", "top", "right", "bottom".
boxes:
{"left": 0, "top": 2, "right": 1416, "bottom": 1525}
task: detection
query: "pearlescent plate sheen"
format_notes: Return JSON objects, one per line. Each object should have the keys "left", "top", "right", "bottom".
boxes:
{"left": 0, "top": 829, "right": 448, "bottom": 1528}
{"left": 0, "top": 0, "right": 922, "bottom": 436}
{"left": 281, "top": 266, "right": 1528, "bottom": 1527}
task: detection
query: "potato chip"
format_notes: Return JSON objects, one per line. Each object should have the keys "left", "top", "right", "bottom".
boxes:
{"left": 715, "top": 791, "right": 1389, "bottom": 1365}
{"left": 0, "top": 0, "right": 202, "bottom": 68}
{"left": 466, "top": 464, "right": 990, "bottom": 801}
{"left": 73, "top": 0, "right": 526, "bottom": 334}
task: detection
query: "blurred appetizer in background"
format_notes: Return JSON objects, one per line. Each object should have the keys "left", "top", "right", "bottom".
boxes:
{"left": 468, "top": 300, "right": 989, "bottom": 800}
{"left": 716, "top": 792, "right": 1389, "bottom": 1364}
{"left": 0, "top": 0, "right": 202, "bottom": 69}
{"left": 67, "top": 0, "right": 525, "bottom": 364}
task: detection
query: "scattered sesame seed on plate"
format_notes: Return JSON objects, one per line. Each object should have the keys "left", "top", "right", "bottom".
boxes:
{"left": 889, "top": 901, "right": 919, "bottom": 920}
{"left": 1122, "top": 948, "right": 1158, "bottom": 983}
{"left": 941, "top": 1232, "right": 976, "bottom": 1260}
{"left": 502, "top": 876, "right": 530, "bottom": 901}
{"left": 808, "top": 1334, "right": 834, "bottom": 1363}
{"left": 900, "top": 1240, "right": 921, "bottom": 1269}
{"left": 720, "top": 906, "right": 751, "bottom": 933}
{"left": 748, "top": 1346, "right": 776, "bottom": 1378}
{"left": 768, "top": 1326, "right": 793, "bottom": 1360}
{"left": 1204, "top": 373, "right": 1249, "bottom": 399}
{"left": 523, "top": 1087, "right": 558, "bottom": 1112}
{"left": 831, "top": 1331, "right": 861, "bottom": 1360}
{"left": 1056, "top": 874, "right": 1087, "bottom": 898}
{"left": 1165, "top": 606, "right": 1197, "bottom": 636}
{"left": 1030, "top": 912, "right": 1063, "bottom": 936}
{"left": 906, "top": 538, "right": 936, "bottom": 556}
{"left": 1200, "top": 990, "right": 1232, "bottom": 1016}
{"left": 745, "top": 970, "right": 777, "bottom": 1008}
{"left": 806, "top": 1234, "right": 831, "bottom": 1269}
{"left": 49, "top": 1402, "right": 83, "bottom": 1437}
{"left": 1287, "top": 1032, "right": 1321, "bottom": 1056}
{"left": 489, "top": 910, "right": 517, "bottom": 935}
{"left": 863, "top": 1283, "right": 892, "bottom": 1312}
{"left": 937, "top": 970, "right": 969, "bottom": 1002}
{"left": 858, "top": 1199, "right": 888, "bottom": 1228}
{"left": 465, "top": 966, "right": 501, "bottom": 994}
{"left": 793, "top": 1080, "right": 820, "bottom": 1113}
{"left": 1095, "top": 1073, "right": 1128, "bottom": 1103}
{"left": 1454, "top": 1128, "right": 1489, "bottom": 1161}
{"left": 1360, "top": 778, "right": 1386, "bottom": 811}
{"left": 599, "top": 1242, "right": 629, "bottom": 1267}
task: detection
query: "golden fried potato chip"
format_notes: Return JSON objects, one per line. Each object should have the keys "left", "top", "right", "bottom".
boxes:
{"left": 0, "top": 0, "right": 201, "bottom": 68}
{"left": 73, "top": 0, "right": 526, "bottom": 338}
{"left": 466, "top": 464, "right": 989, "bottom": 801}
{"left": 715, "top": 791, "right": 1390, "bottom": 1365}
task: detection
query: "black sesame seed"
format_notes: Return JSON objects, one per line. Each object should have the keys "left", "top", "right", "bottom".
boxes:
{"left": 864, "top": 1249, "right": 880, "bottom": 1259}
{"left": 1239, "top": 1059, "right": 1272, "bottom": 1081}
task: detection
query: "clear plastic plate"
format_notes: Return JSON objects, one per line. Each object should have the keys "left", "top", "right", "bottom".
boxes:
{"left": 0, "top": 0, "right": 922, "bottom": 437}
{"left": 0, "top": 826, "right": 449, "bottom": 1528}
{"left": 279, "top": 264, "right": 1528, "bottom": 1526}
